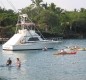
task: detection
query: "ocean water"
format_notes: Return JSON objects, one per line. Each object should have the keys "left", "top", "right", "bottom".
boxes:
{"left": 0, "top": 39, "right": 86, "bottom": 80}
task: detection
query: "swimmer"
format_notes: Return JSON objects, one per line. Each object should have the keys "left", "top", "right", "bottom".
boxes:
{"left": 16, "top": 58, "right": 21, "bottom": 67}
{"left": 6, "top": 58, "right": 12, "bottom": 66}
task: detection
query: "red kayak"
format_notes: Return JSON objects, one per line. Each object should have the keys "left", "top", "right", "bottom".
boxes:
{"left": 68, "top": 51, "right": 77, "bottom": 54}
{"left": 54, "top": 51, "right": 77, "bottom": 55}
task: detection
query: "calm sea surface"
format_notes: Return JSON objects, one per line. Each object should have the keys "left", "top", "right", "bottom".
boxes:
{"left": 0, "top": 39, "right": 86, "bottom": 80}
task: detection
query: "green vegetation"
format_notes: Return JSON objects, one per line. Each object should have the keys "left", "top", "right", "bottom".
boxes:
{"left": 0, "top": 0, "right": 86, "bottom": 38}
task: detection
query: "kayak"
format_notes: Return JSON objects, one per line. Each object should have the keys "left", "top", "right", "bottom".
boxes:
{"left": 54, "top": 51, "right": 77, "bottom": 55}
{"left": 67, "top": 51, "right": 77, "bottom": 54}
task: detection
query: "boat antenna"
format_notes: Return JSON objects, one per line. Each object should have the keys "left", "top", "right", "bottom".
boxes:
{"left": 15, "top": 9, "right": 22, "bottom": 34}
{"left": 7, "top": 0, "right": 17, "bottom": 12}
{"left": 35, "top": 26, "right": 45, "bottom": 40}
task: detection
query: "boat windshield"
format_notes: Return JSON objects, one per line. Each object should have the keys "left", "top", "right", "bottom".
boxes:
{"left": 28, "top": 37, "right": 39, "bottom": 41}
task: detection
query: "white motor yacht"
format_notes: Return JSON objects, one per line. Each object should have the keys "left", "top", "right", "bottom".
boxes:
{"left": 2, "top": 14, "right": 61, "bottom": 50}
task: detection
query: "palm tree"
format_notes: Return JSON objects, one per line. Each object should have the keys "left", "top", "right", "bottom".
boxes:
{"left": 31, "top": 0, "right": 43, "bottom": 14}
{"left": 31, "top": 0, "right": 43, "bottom": 8}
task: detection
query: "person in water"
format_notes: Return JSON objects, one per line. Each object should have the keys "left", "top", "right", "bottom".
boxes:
{"left": 6, "top": 58, "right": 12, "bottom": 66}
{"left": 16, "top": 58, "right": 21, "bottom": 67}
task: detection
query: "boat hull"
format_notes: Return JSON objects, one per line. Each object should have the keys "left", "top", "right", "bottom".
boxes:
{"left": 2, "top": 41, "right": 60, "bottom": 50}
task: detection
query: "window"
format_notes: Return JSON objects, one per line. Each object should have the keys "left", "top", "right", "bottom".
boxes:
{"left": 28, "top": 37, "right": 39, "bottom": 41}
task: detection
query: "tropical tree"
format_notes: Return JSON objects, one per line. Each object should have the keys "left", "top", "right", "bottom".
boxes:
{"left": 31, "top": 0, "right": 43, "bottom": 7}
{"left": 34, "top": 10, "right": 59, "bottom": 32}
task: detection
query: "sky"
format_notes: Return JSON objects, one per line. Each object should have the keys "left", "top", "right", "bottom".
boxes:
{"left": 0, "top": 0, "right": 86, "bottom": 12}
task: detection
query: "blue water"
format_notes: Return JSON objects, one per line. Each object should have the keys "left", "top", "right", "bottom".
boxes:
{"left": 0, "top": 39, "right": 86, "bottom": 80}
